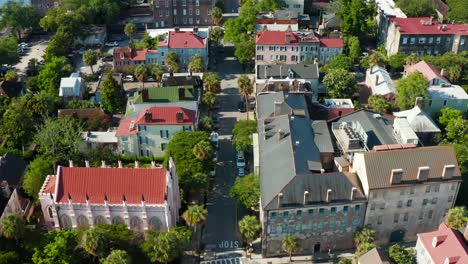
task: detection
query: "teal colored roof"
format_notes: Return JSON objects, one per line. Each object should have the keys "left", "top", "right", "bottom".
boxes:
{"left": 131, "top": 86, "right": 198, "bottom": 104}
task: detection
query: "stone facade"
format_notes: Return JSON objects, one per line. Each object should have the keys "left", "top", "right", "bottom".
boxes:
{"left": 151, "top": 0, "right": 213, "bottom": 28}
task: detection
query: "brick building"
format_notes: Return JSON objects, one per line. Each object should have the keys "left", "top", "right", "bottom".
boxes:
{"left": 151, "top": 0, "right": 213, "bottom": 28}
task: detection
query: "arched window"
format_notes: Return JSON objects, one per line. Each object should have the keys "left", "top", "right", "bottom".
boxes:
{"left": 76, "top": 215, "right": 89, "bottom": 228}
{"left": 112, "top": 216, "right": 125, "bottom": 225}
{"left": 94, "top": 215, "right": 107, "bottom": 225}
{"left": 148, "top": 217, "right": 163, "bottom": 230}
{"left": 130, "top": 216, "right": 143, "bottom": 232}
{"left": 60, "top": 214, "right": 72, "bottom": 229}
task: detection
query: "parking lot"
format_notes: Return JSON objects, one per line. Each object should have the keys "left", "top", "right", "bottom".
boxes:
{"left": 15, "top": 40, "right": 48, "bottom": 75}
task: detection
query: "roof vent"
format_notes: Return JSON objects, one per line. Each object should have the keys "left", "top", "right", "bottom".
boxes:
{"left": 444, "top": 256, "right": 461, "bottom": 264}
{"left": 390, "top": 168, "right": 403, "bottom": 184}
{"left": 442, "top": 165, "right": 456, "bottom": 179}
{"left": 129, "top": 121, "right": 135, "bottom": 130}
{"left": 417, "top": 166, "right": 430, "bottom": 181}
{"left": 432, "top": 235, "right": 447, "bottom": 248}
{"left": 373, "top": 113, "right": 382, "bottom": 119}
{"left": 295, "top": 140, "right": 300, "bottom": 146}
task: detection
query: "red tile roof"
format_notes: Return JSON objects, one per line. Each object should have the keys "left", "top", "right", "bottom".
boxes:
{"left": 390, "top": 17, "right": 468, "bottom": 35}
{"left": 405, "top": 60, "right": 450, "bottom": 83}
{"left": 42, "top": 175, "right": 56, "bottom": 194}
{"left": 256, "top": 30, "right": 300, "bottom": 45}
{"left": 319, "top": 38, "right": 344, "bottom": 48}
{"left": 115, "top": 107, "right": 195, "bottom": 137}
{"left": 54, "top": 167, "right": 167, "bottom": 204}
{"left": 162, "top": 31, "right": 206, "bottom": 49}
{"left": 418, "top": 223, "right": 468, "bottom": 264}
{"left": 113, "top": 47, "right": 155, "bottom": 62}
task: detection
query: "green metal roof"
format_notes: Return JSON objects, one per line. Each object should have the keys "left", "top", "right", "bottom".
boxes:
{"left": 131, "top": 86, "right": 198, "bottom": 104}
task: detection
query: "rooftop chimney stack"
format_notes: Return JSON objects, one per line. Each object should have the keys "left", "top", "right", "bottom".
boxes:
{"left": 69, "top": 160, "right": 74, "bottom": 167}
{"left": 350, "top": 187, "right": 357, "bottom": 201}
{"left": 118, "top": 160, "right": 123, "bottom": 168}
{"left": 375, "top": 74, "right": 380, "bottom": 86}
{"left": 274, "top": 101, "right": 282, "bottom": 116}
{"left": 326, "top": 189, "right": 332, "bottom": 203}
{"left": 101, "top": 160, "right": 107, "bottom": 168}
{"left": 134, "top": 160, "right": 140, "bottom": 168}
{"left": 68, "top": 193, "right": 72, "bottom": 205}
{"left": 303, "top": 191, "right": 309, "bottom": 205}
{"left": 415, "top": 97, "right": 424, "bottom": 107}
{"left": 441, "top": 68, "right": 445, "bottom": 77}
{"left": 85, "top": 160, "right": 90, "bottom": 168}
{"left": 432, "top": 235, "right": 447, "bottom": 248}
{"left": 151, "top": 161, "right": 156, "bottom": 168}
{"left": 176, "top": 112, "right": 184, "bottom": 123}
{"left": 285, "top": 33, "right": 291, "bottom": 44}
{"left": 278, "top": 193, "right": 283, "bottom": 208}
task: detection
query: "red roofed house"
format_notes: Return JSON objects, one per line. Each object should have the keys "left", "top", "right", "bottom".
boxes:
{"left": 319, "top": 38, "right": 344, "bottom": 63}
{"left": 38, "top": 158, "right": 180, "bottom": 232}
{"left": 416, "top": 223, "right": 468, "bottom": 264}
{"left": 116, "top": 106, "right": 197, "bottom": 157}
{"left": 383, "top": 17, "right": 468, "bottom": 56}
{"left": 404, "top": 60, "right": 450, "bottom": 86}
{"left": 156, "top": 29, "right": 208, "bottom": 71}
{"left": 113, "top": 47, "right": 156, "bottom": 70}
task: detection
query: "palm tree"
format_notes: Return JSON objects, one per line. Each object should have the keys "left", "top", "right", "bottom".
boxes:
{"left": 445, "top": 206, "right": 468, "bottom": 229}
{"left": 4, "top": 70, "right": 19, "bottom": 81}
{"left": 0, "top": 213, "right": 25, "bottom": 242}
{"left": 188, "top": 54, "right": 204, "bottom": 73}
{"left": 182, "top": 204, "right": 208, "bottom": 234}
{"left": 192, "top": 140, "right": 213, "bottom": 161}
{"left": 134, "top": 64, "right": 149, "bottom": 89}
{"left": 149, "top": 64, "right": 164, "bottom": 85}
{"left": 81, "top": 227, "right": 108, "bottom": 258}
{"left": 203, "top": 72, "right": 221, "bottom": 93}
{"left": 211, "top": 6, "right": 223, "bottom": 26}
{"left": 165, "top": 51, "right": 180, "bottom": 73}
{"left": 103, "top": 249, "right": 131, "bottom": 264}
{"left": 200, "top": 116, "right": 214, "bottom": 131}
{"left": 238, "top": 215, "right": 261, "bottom": 245}
{"left": 83, "top": 49, "right": 98, "bottom": 74}
{"left": 368, "top": 52, "right": 384, "bottom": 67}
{"left": 237, "top": 75, "right": 253, "bottom": 120}
{"left": 124, "top": 23, "right": 137, "bottom": 45}
{"left": 202, "top": 92, "right": 217, "bottom": 111}
{"left": 210, "top": 27, "right": 224, "bottom": 47}
{"left": 282, "top": 234, "right": 300, "bottom": 262}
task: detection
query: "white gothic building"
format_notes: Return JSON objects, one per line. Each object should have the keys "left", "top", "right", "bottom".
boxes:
{"left": 39, "top": 158, "right": 180, "bottom": 232}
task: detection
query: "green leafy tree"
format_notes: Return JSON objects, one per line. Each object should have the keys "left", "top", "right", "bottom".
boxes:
{"left": 202, "top": 92, "right": 217, "bottom": 110}
{"left": 369, "top": 51, "right": 386, "bottom": 67}
{"left": 396, "top": 72, "right": 428, "bottom": 110}
{"left": 368, "top": 94, "right": 391, "bottom": 113}
{"left": 188, "top": 54, "right": 205, "bottom": 73}
{"left": 335, "top": 0, "right": 376, "bottom": 38}
{"left": 149, "top": 63, "right": 164, "bottom": 83}
{"left": 438, "top": 108, "right": 462, "bottom": 130}
{"left": 32, "top": 229, "right": 81, "bottom": 264}
{"left": 232, "top": 120, "right": 257, "bottom": 151}
{"left": 93, "top": 224, "right": 134, "bottom": 249}
{"left": 347, "top": 36, "right": 361, "bottom": 63}
{"left": 39, "top": 6, "right": 85, "bottom": 33}
{"left": 23, "top": 156, "right": 54, "bottom": 199}
{"left": 210, "top": 27, "right": 224, "bottom": 47}
{"left": 238, "top": 215, "right": 261, "bottom": 244}
{"left": 445, "top": 117, "right": 467, "bottom": 144}
{"left": 200, "top": 116, "right": 214, "bottom": 131}
{"left": 230, "top": 173, "right": 260, "bottom": 210}
{"left": 323, "top": 68, "right": 358, "bottom": 98}
{"left": 234, "top": 37, "right": 255, "bottom": 70}
{"left": 0, "top": 100, "right": 34, "bottom": 150}
{"left": 389, "top": 244, "right": 415, "bottom": 264}
{"left": 4, "top": 70, "right": 18, "bottom": 81}
{"left": 21, "top": 91, "right": 59, "bottom": 122}
{"left": 182, "top": 204, "right": 208, "bottom": 234}
{"left": 192, "top": 140, "right": 214, "bottom": 161}
{"left": 0, "top": 213, "right": 25, "bottom": 241}
{"left": 103, "top": 250, "right": 131, "bottom": 264}
{"left": 0, "top": 251, "right": 19, "bottom": 264}
{"left": 355, "top": 242, "right": 376, "bottom": 258}
{"left": 165, "top": 51, "right": 180, "bottom": 73}
{"left": 44, "top": 28, "right": 74, "bottom": 61}
{"left": 282, "top": 234, "right": 300, "bottom": 262}
{"left": 101, "top": 72, "right": 124, "bottom": 113}
{"left": 354, "top": 228, "right": 375, "bottom": 245}
{"left": 68, "top": 100, "right": 95, "bottom": 109}
{"left": 134, "top": 64, "right": 150, "bottom": 89}
{"left": 395, "top": 0, "right": 435, "bottom": 17}
{"left": 446, "top": 0, "right": 468, "bottom": 23}
{"left": 387, "top": 53, "right": 408, "bottom": 72}
{"left": 257, "top": 0, "right": 287, "bottom": 12}
{"left": 238, "top": 75, "right": 253, "bottom": 120}
{"left": 0, "top": 37, "right": 19, "bottom": 65}
{"left": 81, "top": 227, "right": 109, "bottom": 258}
{"left": 445, "top": 207, "right": 468, "bottom": 229}
{"left": 37, "top": 56, "right": 73, "bottom": 95}
{"left": 203, "top": 72, "right": 221, "bottom": 93}
{"left": 324, "top": 54, "right": 353, "bottom": 72}
{"left": 0, "top": 1, "right": 38, "bottom": 40}
{"left": 211, "top": 6, "right": 223, "bottom": 26}
{"left": 141, "top": 227, "right": 192, "bottom": 264}
{"left": 124, "top": 23, "right": 137, "bottom": 45}
{"left": 83, "top": 49, "right": 98, "bottom": 74}
{"left": 338, "top": 258, "right": 352, "bottom": 264}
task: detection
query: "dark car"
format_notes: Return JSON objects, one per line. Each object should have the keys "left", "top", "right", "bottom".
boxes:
{"left": 102, "top": 55, "right": 113, "bottom": 62}
{"left": 238, "top": 101, "right": 246, "bottom": 112}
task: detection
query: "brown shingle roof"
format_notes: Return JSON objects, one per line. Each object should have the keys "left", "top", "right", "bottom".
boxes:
{"left": 358, "top": 248, "right": 391, "bottom": 264}
{"left": 361, "top": 146, "right": 461, "bottom": 189}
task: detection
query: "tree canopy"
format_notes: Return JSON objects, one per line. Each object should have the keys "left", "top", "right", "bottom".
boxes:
{"left": 389, "top": 244, "right": 415, "bottom": 264}
{"left": 282, "top": 234, "right": 300, "bottom": 261}
{"left": 396, "top": 72, "right": 428, "bottom": 110}
{"left": 83, "top": 49, "right": 98, "bottom": 74}
{"left": 238, "top": 215, "right": 261, "bottom": 244}
{"left": 395, "top": 0, "right": 435, "bottom": 17}
{"left": 103, "top": 250, "right": 131, "bottom": 264}
{"left": 101, "top": 72, "right": 124, "bottom": 113}
{"left": 1, "top": 213, "right": 25, "bottom": 241}
{"left": 0, "top": 37, "right": 19, "bottom": 65}
{"left": 323, "top": 68, "right": 358, "bottom": 98}
{"left": 334, "top": 0, "right": 377, "bottom": 39}
{"left": 438, "top": 108, "right": 463, "bottom": 130}
{"left": 368, "top": 94, "right": 391, "bottom": 113}
{"left": 22, "top": 156, "right": 54, "bottom": 199}
{"left": 165, "top": 51, "right": 180, "bottom": 73}
{"left": 0, "top": 2, "right": 38, "bottom": 40}
{"left": 230, "top": 173, "right": 260, "bottom": 210}
{"left": 37, "top": 56, "right": 74, "bottom": 96}
{"left": 323, "top": 54, "right": 354, "bottom": 72}
{"left": 203, "top": 72, "right": 221, "bottom": 93}
{"left": 141, "top": 227, "right": 192, "bottom": 264}
{"left": 211, "top": 6, "right": 223, "bottom": 26}
{"left": 188, "top": 54, "right": 205, "bottom": 73}
{"left": 32, "top": 229, "right": 82, "bottom": 264}
{"left": 445, "top": 207, "right": 468, "bottom": 229}
{"left": 232, "top": 120, "right": 257, "bottom": 151}
{"left": 446, "top": 0, "right": 468, "bottom": 23}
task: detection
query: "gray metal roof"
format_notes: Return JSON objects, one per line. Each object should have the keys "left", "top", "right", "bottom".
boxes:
{"left": 312, "top": 120, "right": 334, "bottom": 153}
{"left": 257, "top": 91, "right": 309, "bottom": 119}
{"left": 332, "top": 110, "right": 397, "bottom": 149}
{"left": 0, "top": 153, "right": 27, "bottom": 187}
{"left": 359, "top": 146, "right": 461, "bottom": 189}
{"left": 257, "top": 63, "right": 319, "bottom": 80}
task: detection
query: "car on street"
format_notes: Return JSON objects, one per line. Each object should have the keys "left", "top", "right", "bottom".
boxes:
{"left": 238, "top": 168, "right": 245, "bottom": 177}
{"left": 79, "top": 47, "right": 85, "bottom": 54}
{"left": 105, "top": 41, "right": 119, "bottom": 47}
{"left": 123, "top": 75, "right": 135, "bottom": 82}
{"left": 236, "top": 151, "right": 245, "bottom": 168}
{"left": 210, "top": 131, "right": 219, "bottom": 149}
{"left": 238, "top": 101, "right": 246, "bottom": 112}
{"left": 102, "top": 55, "right": 113, "bottom": 62}
{"left": 213, "top": 151, "right": 218, "bottom": 162}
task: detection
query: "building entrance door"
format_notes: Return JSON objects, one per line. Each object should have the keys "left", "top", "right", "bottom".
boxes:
{"left": 314, "top": 242, "right": 321, "bottom": 253}
{"left": 390, "top": 229, "right": 405, "bottom": 242}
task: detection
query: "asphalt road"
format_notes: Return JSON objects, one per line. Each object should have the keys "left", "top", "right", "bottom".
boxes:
{"left": 224, "top": 0, "right": 240, "bottom": 13}
{"left": 202, "top": 47, "right": 247, "bottom": 254}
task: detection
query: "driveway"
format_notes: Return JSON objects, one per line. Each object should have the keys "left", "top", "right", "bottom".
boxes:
{"left": 15, "top": 39, "right": 48, "bottom": 75}
{"left": 202, "top": 46, "right": 247, "bottom": 254}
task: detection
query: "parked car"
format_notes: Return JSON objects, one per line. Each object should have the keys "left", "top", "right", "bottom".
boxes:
{"left": 123, "top": 75, "right": 135, "bottom": 82}
{"left": 147, "top": 76, "right": 155, "bottom": 82}
{"left": 236, "top": 151, "right": 245, "bottom": 168}
{"left": 102, "top": 55, "right": 113, "bottom": 62}
{"left": 213, "top": 151, "right": 218, "bottom": 162}
{"left": 210, "top": 131, "right": 219, "bottom": 149}
{"left": 79, "top": 47, "right": 85, "bottom": 55}
{"left": 238, "top": 101, "right": 246, "bottom": 112}
{"left": 238, "top": 168, "right": 245, "bottom": 177}
{"left": 105, "top": 41, "right": 118, "bottom": 47}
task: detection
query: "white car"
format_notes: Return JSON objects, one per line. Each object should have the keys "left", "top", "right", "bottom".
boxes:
{"left": 123, "top": 75, "right": 135, "bottom": 82}
{"left": 238, "top": 168, "right": 245, "bottom": 177}
{"left": 210, "top": 131, "right": 219, "bottom": 148}
{"left": 236, "top": 151, "right": 245, "bottom": 168}
{"left": 105, "top": 41, "right": 119, "bottom": 47}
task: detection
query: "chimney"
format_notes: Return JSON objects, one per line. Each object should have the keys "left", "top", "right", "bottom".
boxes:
{"left": 170, "top": 70, "right": 174, "bottom": 77}
{"left": 326, "top": 189, "right": 332, "bottom": 203}
{"left": 85, "top": 160, "right": 90, "bottom": 168}
{"left": 175, "top": 27, "right": 180, "bottom": 32}
{"left": 440, "top": 68, "right": 445, "bottom": 77}
{"left": 415, "top": 97, "right": 423, "bottom": 107}
{"left": 442, "top": 165, "right": 456, "bottom": 179}
{"left": 151, "top": 161, "right": 156, "bottom": 168}
{"left": 142, "top": 89, "right": 149, "bottom": 102}
{"left": 375, "top": 74, "right": 380, "bottom": 86}
{"left": 285, "top": 33, "right": 291, "bottom": 44}
{"left": 135, "top": 160, "right": 140, "bottom": 168}
{"left": 193, "top": 27, "right": 198, "bottom": 33}
{"left": 69, "top": 160, "right": 74, "bottom": 167}
{"left": 101, "top": 160, "right": 107, "bottom": 168}
{"left": 303, "top": 191, "right": 309, "bottom": 205}
{"left": 390, "top": 168, "right": 403, "bottom": 184}
{"left": 417, "top": 166, "right": 430, "bottom": 181}
{"left": 274, "top": 101, "right": 282, "bottom": 116}
{"left": 118, "top": 160, "right": 123, "bottom": 168}
{"left": 350, "top": 187, "right": 357, "bottom": 201}
{"left": 145, "top": 111, "right": 152, "bottom": 122}
{"left": 278, "top": 129, "right": 285, "bottom": 140}
{"left": 278, "top": 193, "right": 283, "bottom": 208}
{"left": 104, "top": 194, "right": 108, "bottom": 207}
{"left": 85, "top": 193, "right": 90, "bottom": 206}
{"left": 432, "top": 235, "right": 447, "bottom": 248}
{"left": 370, "top": 65, "right": 374, "bottom": 74}
{"left": 178, "top": 87, "right": 185, "bottom": 100}
{"left": 176, "top": 112, "right": 184, "bottom": 123}
{"left": 68, "top": 193, "right": 72, "bottom": 205}
{"left": 141, "top": 195, "right": 145, "bottom": 206}
{"left": 122, "top": 195, "right": 127, "bottom": 206}
{"left": 320, "top": 169, "right": 325, "bottom": 174}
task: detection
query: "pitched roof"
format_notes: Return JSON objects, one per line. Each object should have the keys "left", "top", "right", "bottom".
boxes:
{"left": 113, "top": 47, "right": 152, "bottom": 62}
{"left": 115, "top": 118, "right": 138, "bottom": 137}
{"left": 319, "top": 38, "right": 344, "bottom": 48}
{"left": 375, "top": 0, "right": 406, "bottom": 18}
{"left": 0, "top": 80, "right": 23, "bottom": 98}
{"left": 405, "top": 60, "right": 450, "bottom": 84}
{"left": 59, "top": 76, "right": 82, "bottom": 97}
{"left": 164, "top": 31, "right": 206, "bottom": 49}
{"left": 389, "top": 17, "right": 468, "bottom": 35}
{"left": 366, "top": 65, "right": 396, "bottom": 96}
{"left": 357, "top": 146, "right": 461, "bottom": 189}
{"left": 428, "top": 85, "right": 468, "bottom": 99}
{"left": 52, "top": 166, "right": 167, "bottom": 204}
{"left": 312, "top": 120, "right": 334, "bottom": 153}
{"left": 418, "top": 223, "right": 468, "bottom": 264}
{"left": 255, "top": 30, "right": 300, "bottom": 45}
{"left": 257, "top": 91, "right": 309, "bottom": 119}
{"left": 131, "top": 86, "right": 198, "bottom": 104}
{"left": 0, "top": 153, "right": 27, "bottom": 187}
{"left": 256, "top": 63, "right": 319, "bottom": 80}
{"left": 393, "top": 106, "right": 441, "bottom": 133}
{"left": 358, "top": 248, "right": 391, "bottom": 264}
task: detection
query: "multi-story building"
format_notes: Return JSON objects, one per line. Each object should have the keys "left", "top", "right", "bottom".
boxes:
{"left": 116, "top": 106, "right": 197, "bottom": 157}
{"left": 374, "top": 0, "right": 406, "bottom": 46}
{"left": 256, "top": 91, "right": 367, "bottom": 257}
{"left": 351, "top": 146, "right": 462, "bottom": 245}
{"left": 423, "top": 85, "right": 468, "bottom": 116}
{"left": 112, "top": 47, "right": 157, "bottom": 71}
{"left": 38, "top": 159, "right": 181, "bottom": 231}
{"left": 416, "top": 223, "right": 468, "bottom": 264}
{"left": 283, "top": 0, "right": 304, "bottom": 14}
{"left": 383, "top": 17, "right": 468, "bottom": 56}
{"left": 404, "top": 60, "right": 450, "bottom": 86}
{"left": 365, "top": 65, "right": 397, "bottom": 101}
{"left": 255, "top": 9, "right": 310, "bottom": 32}
{"left": 393, "top": 105, "right": 441, "bottom": 143}
{"left": 151, "top": 0, "right": 213, "bottom": 28}
{"left": 255, "top": 30, "right": 343, "bottom": 65}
